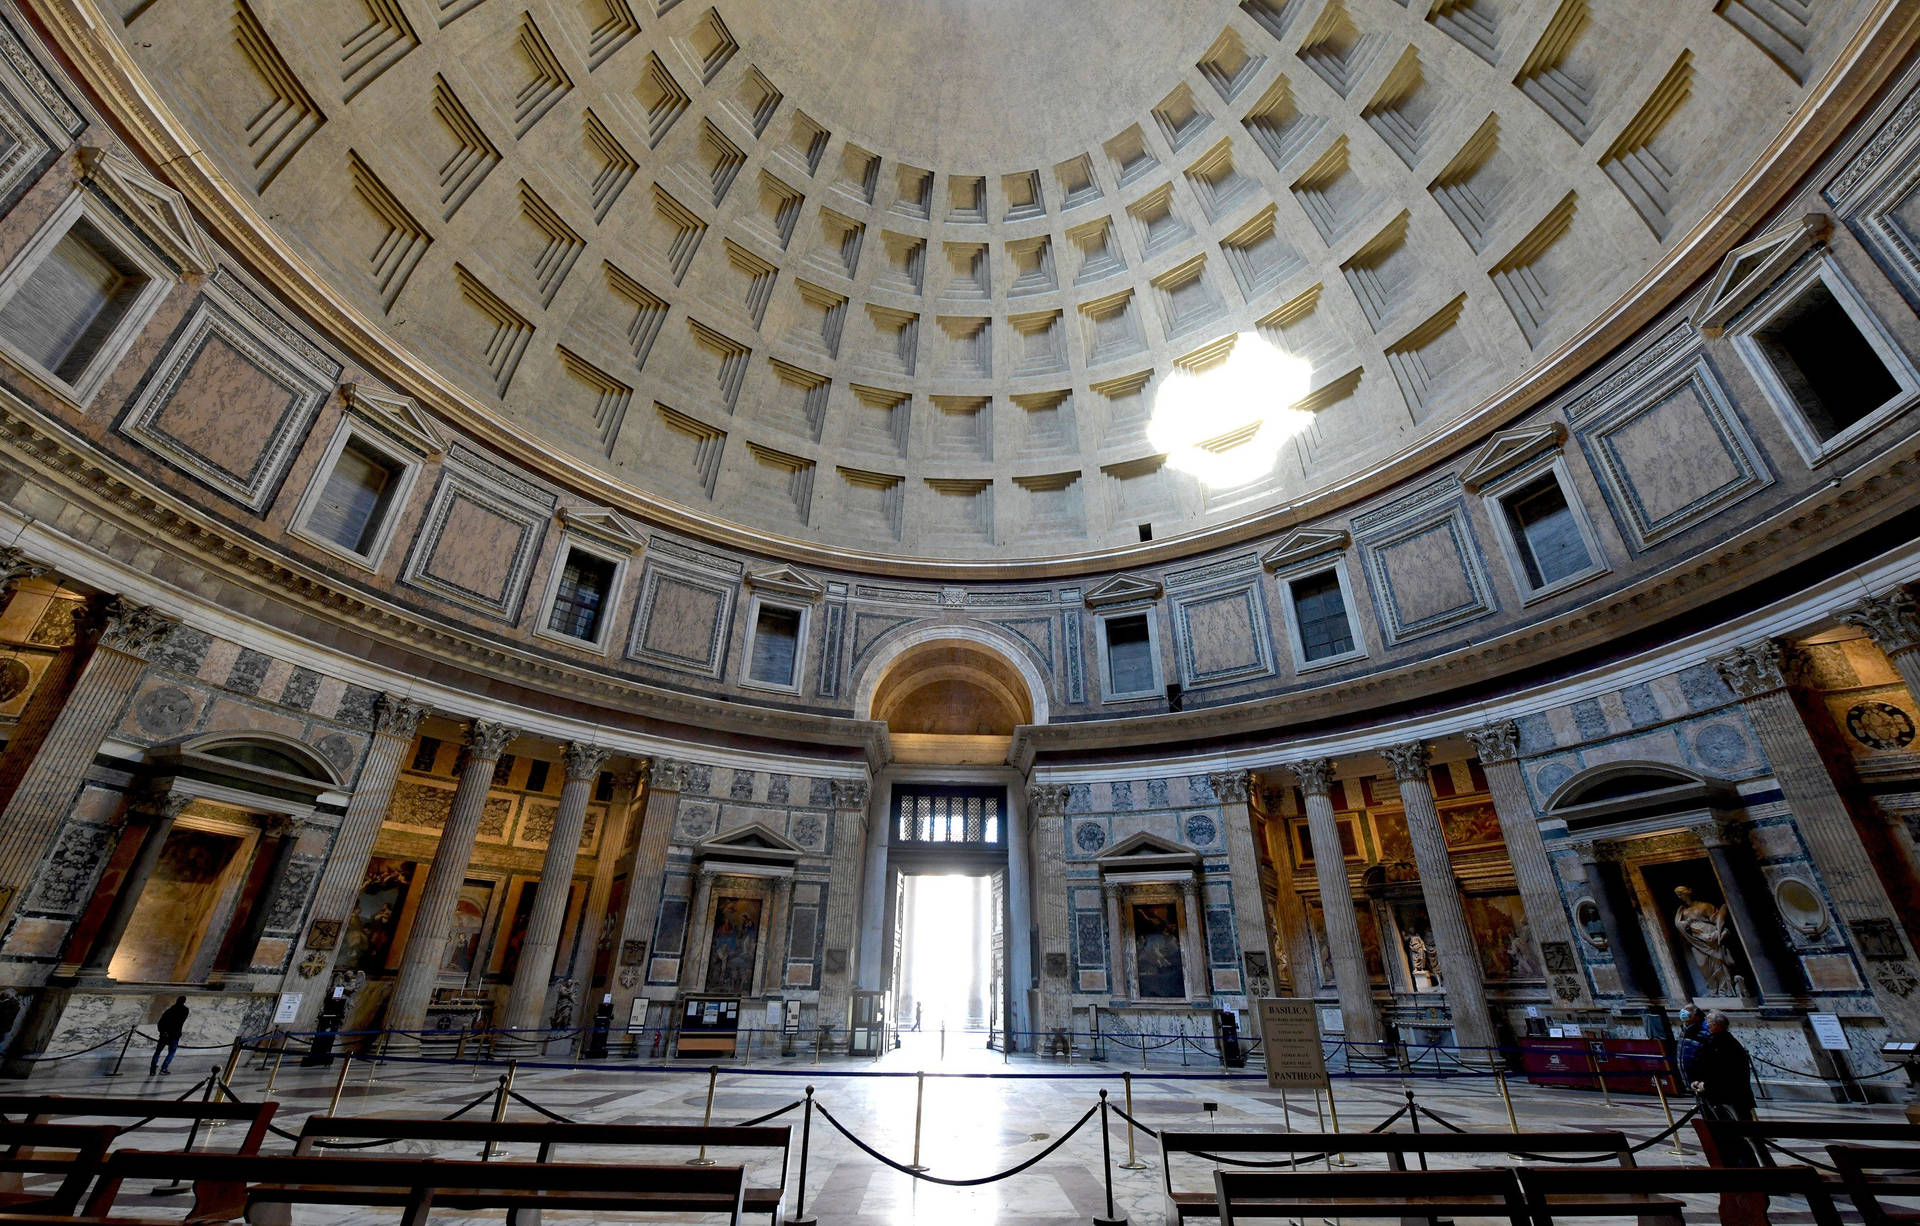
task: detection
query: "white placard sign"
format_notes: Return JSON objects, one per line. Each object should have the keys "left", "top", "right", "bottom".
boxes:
{"left": 273, "top": 993, "right": 302, "bottom": 1025}
{"left": 1318, "top": 1007, "right": 1344, "bottom": 1035}
{"left": 626, "top": 998, "right": 649, "bottom": 1033}
{"left": 1809, "top": 1013, "right": 1849, "bottom": 1051}
{"left": 1257, "top": 997, "right": 1330, "bottom": 1091}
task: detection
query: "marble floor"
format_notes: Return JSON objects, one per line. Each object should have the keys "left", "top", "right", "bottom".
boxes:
{"left": 21, "top": 1029, "right": 1910, "bottom": 1224}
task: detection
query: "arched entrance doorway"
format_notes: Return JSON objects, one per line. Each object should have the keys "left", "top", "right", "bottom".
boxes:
{"left": 855, "top": 635, "right": 1040, "bottom": 1056}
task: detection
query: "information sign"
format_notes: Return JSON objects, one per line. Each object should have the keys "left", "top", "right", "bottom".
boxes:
{"left": 1809, "top": 1013, "right": 1849, "bottom": 1051}
{"left": 1256, "top": 997, "right": 1330, "bottom": 1091}
{"left": 273, "top": 993, "right": 302, "bottom": 1024}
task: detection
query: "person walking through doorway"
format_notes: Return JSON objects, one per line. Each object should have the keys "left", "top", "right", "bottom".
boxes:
{"left": 150, "top": 996, "right": 189, "bottom": 1075}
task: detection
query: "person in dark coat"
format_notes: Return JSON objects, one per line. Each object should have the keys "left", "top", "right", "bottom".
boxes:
{"left": 151, "top": 996, "right": 188, "bottom": 1075}
{"left": 1689, "top": 1009, "right": 1756, "bottom": 1119}
{"left": 1675, "top": 1005, "right": 1708, "bottom": 1087}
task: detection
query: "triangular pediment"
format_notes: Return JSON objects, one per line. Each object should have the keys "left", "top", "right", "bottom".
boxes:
{"left": 1097, "top": 830, "right": 1202, "bottom": 865}
{"left": 78, "top": 146, "right": 215, "bottom": 275}
{"left": 1262, "top": 528, "right": 1351, "bottom": 572}
{"left": 746, "top": 564, "right": 825, "bottom": 601}
{"left": 344, "top": 384, "right": 449, "bottom": 457}
{"left": 1084, "top": 572, "right": 1163, "bottom": 608}
{"left": 696, "top": 821, "right": 804, "bottom": 865}
{"left": 1693, "top": 212, "right": 1832, "bottom": 337}
{"left": 561, "top": 505, "right": 646, "bottom": 551}
{"left": 1460, "top": 422, "right": 1567, "bottom": 492}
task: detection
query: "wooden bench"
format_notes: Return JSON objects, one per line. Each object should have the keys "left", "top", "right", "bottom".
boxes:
{"left": 82, "top": 1149, "right": 750, "bottom": 1226}
{"left": 0, "top": 1094, "right": 278, "bottom": 1157}
{"left": 1693, "top": 1118, "right": 1920, "bottom": 1170}
{"left": 289, "top": 1116, "right": 790, "bottom": 1225}
{"left": 1159, "top": 1129, "right": 1662, "bottom": 1223}
{"left": 1830, "top": 1145, "right": 1920, "bottom": 1225}
{"left": 1516, "top": 1163, "right": 1844, "bottom": 1225}
{"left": 1213, "top": 1168, "right": 1527, "bottom": 1224}
{"left": 0, "top": 1121, "right": 117, "bottom": 1216}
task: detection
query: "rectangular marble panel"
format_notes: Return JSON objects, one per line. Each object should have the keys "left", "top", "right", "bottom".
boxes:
{"left": 1172, "top": 585, "right": 1273, "bottom": 686}
{"left": 401, "top": 471, "right": 547, "bottom": 620}
{"left": 1359, "top": 501, "right": 1495, "bottom": 644}
{"left": 627, "top": 565, "right": 735, "bottom": 678}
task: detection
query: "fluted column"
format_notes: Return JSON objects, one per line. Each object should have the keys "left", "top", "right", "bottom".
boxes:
{"left": 1255, "top": 779, "right": 1318, "bottom": 998}
{"left": 680, "top": 864, "right": 719, "bottom": 990}
{"left": 1382, "top": 742, "right": 1494, "bottom": 1050}
{"left": 386, "top": 719, "right": 518, "bottom": 1034}
{"left": 759, "top": 876, "right": 794, "bottom": 998}
{"left": 1287, "top": 758, "right": 1383, "bottom": 1042}
{"left": 1713, "top": 640, "right": 1920, "bottom": 1029}
{"left": 1179, "top": 877, "right": 1209, "bottom": 1001}
{"left": 1844, "top": 587, "right": 1920, "bottom": 712}
{"left": 1027, "top": 783, "right": 1072, "bottom": 1033}
{"left": 287, "top": 695, "right": 428, "bottom": 1030}
{"left": 566, "top": 764, "right": 644, "bottom": 986}
{"left": 79, "top": 789, "right": 191, "bottom": 976}
{"left": 0, "top": 596, "right": 173, "bottom": 931}
{"left": 1210, "top": 770, "right": 1277, "bottom": 998}
{"left": 1465, "top": 720, "right": 1591, "bottom": 1008}
{"left": 1103, "top": 882, "right": 1127, "bottom": 1001}
{"left": 608, "top": 757, "right": 675, "bottom": 1032}
{"left": 502, "top": 741, "right": 612, "bottom": 1032}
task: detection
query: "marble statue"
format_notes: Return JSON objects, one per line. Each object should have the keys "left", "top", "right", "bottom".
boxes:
{"left": 550, "top": 978, "right": 578, "bottom": 1029}
{"left": 1672, "top": 886, "right": 1739, "bottom": 996}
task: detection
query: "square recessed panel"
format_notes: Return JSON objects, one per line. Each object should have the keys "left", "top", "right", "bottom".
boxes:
{"left": 1171, "top": 583, "right": 1275, "bottom": 687}
{"left": 628, "top": 563, "right": 736, "bottom": 677}
{"left": 400, "top": 470, "right": 549, "bottom": 620}
{"left": 118, "top": 291, "right": 334, "bottom": 512}
{"left": 1355, "top": 483, "right": 1497, "bottom": 644}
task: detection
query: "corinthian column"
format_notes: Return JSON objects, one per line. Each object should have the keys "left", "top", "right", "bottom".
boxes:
{"left": 566, "top": 764, "right": 644, "bottom": 986}
{"left": 501, "top": 741, "right": 612, "bottom": 1033}
{"left": 1843, "top": 587, "right": 1920, "bottom": 708}
{"left": 1712, "top": 640, "right": 1920, "bottom": 1029}
{"left": 1210, "top": 770, "right": 1277, "bottom": 998}
{"left": 1381, "top": 742, "right": 1494, "bottom": 1050}
{"left": 608, "top": 758, "right": 677, "bottom": 1033}
{"left": 1286, "top": 758, "right": 1383, "bottom": 1042}
{"left": 385, "top": 719, "right": 517, "bottom": 1034}
{"left": 1465, "top": 720, "right": 1591, "bottom": 1008}
{"left": 0, "top": 596, "right": 173, "bottom": 929}
{"left": 287, "top": 695, "right": 428, "bottom": 1031}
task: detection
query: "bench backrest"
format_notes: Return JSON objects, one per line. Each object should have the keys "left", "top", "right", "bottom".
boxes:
{"left": 292, "top": 1117, "right": 790, "bottom": 1185}
{"left": 0, "top": 1095, "right": 277, "bottom": 1157}
{"left": 1213, "top": 1168, "right": 1526, "bottom": 1226}
{"left": 1159, "top": 1129, "right": 1632, "bottom": 1198}
{"left": 1515, "top": 1163, "right": 1843, "bottom": 1226}
{"left": 1830, "top": 1145, "right": 1920, "bottom": 1225}
{"left": 0, "top": 1122, "right": 118, "bottom": 1216}
{"left": 1693, "top": 1119, "right": 1920, "bottom": 1168}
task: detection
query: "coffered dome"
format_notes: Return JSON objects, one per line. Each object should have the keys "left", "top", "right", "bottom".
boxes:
{"left": 108, "top": 0, "right": 1864, "bottom": 563}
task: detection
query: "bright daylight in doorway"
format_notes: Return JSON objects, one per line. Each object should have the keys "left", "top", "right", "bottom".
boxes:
{"left": 900, "top": 874, "right": 992, "bottom": 1032}
{"left": 1147, "top": 332, "right": 1314, "bottom": 488}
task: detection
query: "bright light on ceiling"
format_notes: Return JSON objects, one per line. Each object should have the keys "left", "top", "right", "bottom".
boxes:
{"left": 1147, "top": 332, "right": 1314, "bottom": 488}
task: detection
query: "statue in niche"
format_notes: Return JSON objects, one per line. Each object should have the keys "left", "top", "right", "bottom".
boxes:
{"left": 550, "top": 979, "right": 578, "bottom": 1029}
{"left": 1672, "top": 886, "right": 1742, "bottom": 997}
{"left": 1406, "top": 931, "right": 1439, "bottom": 989}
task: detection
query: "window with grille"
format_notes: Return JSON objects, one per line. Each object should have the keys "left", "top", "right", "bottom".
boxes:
{"left": 1289, "top": 570, "right": 1354, "bottom": 662}
{"left": 892, "top": 785, "right": 1005, "bottom": 845}
{"left": 1501, "top": 472, "right": 1591, "bottom": 590}
{"left": 747, "top": 603, "right": 803, "bottom": 688}
{"left": 547, "top": 548, "right": 617, "bottom": 642}
{"left": 1103, "top": 612, "right": 1157, "bottom": 697}
{"left": 0, "top": 217, "right": 149, "bottom": 388}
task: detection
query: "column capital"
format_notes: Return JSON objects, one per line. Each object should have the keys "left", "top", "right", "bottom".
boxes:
{"left": 1026, "top": 782, "right": 1071, "bottom": 815}
{"left": 651, "top": 758, "right": 688, "bottom": 794}
{"left": 1570, "top": 838, "right": 1618, "bottom": 865}
{"left": 1841, "top": 588, "right": 1920, "bottom": 656}
{"left": 373, "top": 694, "right": 430, "bottom": 741}
{"left": 457, "top": 719, "right": 518, "bottom": 768}
{"left": 1465, "top": 720, "right": 1522, "bottom": 764}
{"left": 131, "top": 787, "right": 193, "bottom": 823}
{"left": 0, "top": 546, "right": 46, "bottom": 591}
{"left": 831, "top": 778, "right": 869, "bottom": 810}
{"left": 1381, "top": 740, "right": 1433, "bottom": 784}
{"left": 1179, "top": 876, "right": 1200, "bottom": 899}
{"left": 1207, "top": 770, "right": 1250, "bottom": 804}
{"left": 1711, "top": 639, "right": 1806, "bottom": 700}
{"left": 93, "top": 595, "right": 175, "bottom": 658}
{"left": 1101, "top": 880, "right": 1123, "bottom": 900}
{"left": 1286, "top": 758, "right": 1336, "bottom": 798}
{"left": 695, "top": 862, "right": 720, "bottom": 881}
{"left": 1688, "top": 819, "right": 1735, "bottom": 849}
{"left": 562, "top": 741, "right": 614, "bottom": 782}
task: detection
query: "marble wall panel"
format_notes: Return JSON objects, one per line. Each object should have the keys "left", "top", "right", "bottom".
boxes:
{"left": 1170, "top": 584, "right": 1273, "bottom": 687}
{"left": 627, "top": 564, "right": 735, "bottom": 678}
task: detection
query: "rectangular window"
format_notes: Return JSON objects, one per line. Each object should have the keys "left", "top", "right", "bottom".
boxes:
{"left": 0, "top": 218, "right": 149, "bottom": 386}
{"left": 748, "top": 604, "right": 803, "bottom": 687}
{"left": 1502, "top": 472, "right": 1591, "bottom": 590}
{"left": 1749, "top": 279, "right": 1901, "bottom": 444}
{"left": 547, "top": 548, "right": 617, "bottom": 642}
{"left": 524, "top": 760, "right": 550, "bottom": 793}
{"left": 305, "top": 439, "right": 403, "bottom": 555}
{"left": 1105, "top": 613, "right": 1156, "bottom": 695}
{"left": 1289, "top": 571, "right": 1354, "bottom": 662}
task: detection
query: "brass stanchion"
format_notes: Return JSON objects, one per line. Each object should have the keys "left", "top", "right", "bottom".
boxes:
{"left": 327, "top": 1055, "right": 353, "bottom": 1117}
{"left": 263, "top": 1034, "right": 288, "bottom": 1096}
{"left": 1313, "top": 1088, "right": 1332, "bottom": 1171}
{"left": 1496, "top": 1066, "right": 1520, "bottom": 1133}
{"left": 690, "top": 1065, "right": 719, "bottom": 1165}
{"left": 480, "top": 1062, "right": 515, "bottom": 1160}
{"left": 220, "top": 1039, "right": 244, "bottom": 1089}
{"left": 150, "top": 1068, "right": 219, "bottom": 1197}
{"left": 1653, "top": 1069, "right": 1685, "bottom": 1157}
{"left": 1093, "top": 1091, "right": 1125, "bottom": 1226}
{"left": 1326, "top": 1078, "right": 1353, "bottom": 1167}
{"left": 907, "top": 1070, "right": 930, "bottom": 1171}
{"left": 109, "top": 1028, "right": 135, "bottom": 1078}
{"left": 1588, "top": 1049, "right": 1614, "bottom": 1109}
{"left": 1119, "top": 1072, "right": 1149, "bottom": 1170}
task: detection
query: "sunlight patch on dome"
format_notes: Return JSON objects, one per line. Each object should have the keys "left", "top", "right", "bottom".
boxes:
{"left": 1148, "top": 332, "right": 1312, "bottom": 488}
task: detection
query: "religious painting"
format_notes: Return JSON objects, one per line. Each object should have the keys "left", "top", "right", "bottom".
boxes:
{"left": 1439, "top": 799, "right": 1502, "bottom": 848}
{"left": 495, "top": 880, "right": 538, "bottom": 977}
{"left": 1293, "top": 817, "right": 1360, "bottom": 865}
{"left": 1131, "top": 902, "right": 1186, "bottom": 999}
{"left": 703, "top": 895, "right": 764, "bottom": 995}
{"left": 1355, "top": 904, "right": 1386, "bottom": 981}
{"left": 339, "top": 857, "right": 413, "bottom": 973}
{"left": 592, "top": 875, "right": 629, "bottom": 985}
{"left": 1463, "top": 893, "right": 1540, "bottom": 980}
{"left": 1372, "top": 811, "right": 1412, "bottom": 864}
{"left": 441, "top": 879, "right": 495, "bottom": 976}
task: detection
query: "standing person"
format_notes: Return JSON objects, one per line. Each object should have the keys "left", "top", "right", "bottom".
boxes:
{"left": 1690, "top": 1009, "right": 1768, "bottom": 1222}
{"left": 150, "top": 996, "right": 189, "bottom": 1075}
{"left": 1675, "top": 1005, "right": 1708, "bottom": 1088}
